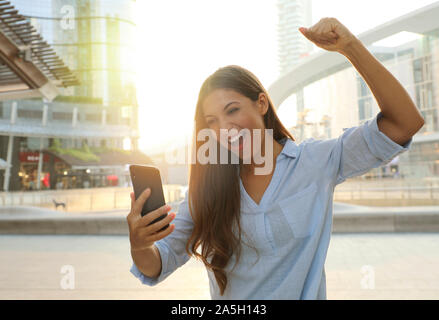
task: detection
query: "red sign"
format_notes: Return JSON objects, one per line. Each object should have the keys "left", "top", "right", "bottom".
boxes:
{"left": 19, "top": 152, "right": 61, "bottom": 163}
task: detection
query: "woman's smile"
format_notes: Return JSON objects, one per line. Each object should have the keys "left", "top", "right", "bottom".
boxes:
{"left": 228, "top": 130, "right": 247, "bottom": 152}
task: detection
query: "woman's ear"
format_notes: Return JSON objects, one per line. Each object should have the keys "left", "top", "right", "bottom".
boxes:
{"left": 258, "top": 93, "right": 269, "bottom": 116}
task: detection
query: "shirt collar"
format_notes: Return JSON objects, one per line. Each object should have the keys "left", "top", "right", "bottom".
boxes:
{"left": 278, "top": 137, "right": 299, "bottom": 159}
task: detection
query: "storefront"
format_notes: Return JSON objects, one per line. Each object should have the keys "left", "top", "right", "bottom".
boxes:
{"left": 40, "top": 149, "right": 151, "bottom": 190}
{"left": 18, "top": 151, "right": 63, "bottom": 190}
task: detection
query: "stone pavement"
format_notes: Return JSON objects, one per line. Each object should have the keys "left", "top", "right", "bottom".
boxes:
{"left": 1, "top": 203, "right": 439, "bottom": 234}
{"left": 0, "top": 233, "right": 438, "bottom": 300}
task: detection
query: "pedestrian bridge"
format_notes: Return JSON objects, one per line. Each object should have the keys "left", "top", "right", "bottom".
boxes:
{"left": 268, "top": 2, "right": 439, "bottom": 108}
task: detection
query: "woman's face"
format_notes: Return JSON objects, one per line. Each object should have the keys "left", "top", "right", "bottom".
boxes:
{"left": 202, "top": 88, "right": 268, "bottom": 160}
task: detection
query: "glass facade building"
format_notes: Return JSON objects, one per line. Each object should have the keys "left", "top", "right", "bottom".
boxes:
{"left": 0, "top": 0, "right": 139, "bottom": 191}
{"left": 356, "top": 30, "right": 439, "bottom": 179}
{"left": 277, "top": 0, "right": 313, "bottom": 75}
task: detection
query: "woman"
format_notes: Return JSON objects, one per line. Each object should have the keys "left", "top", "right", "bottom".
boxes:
{"left": 127, "top": 18, "right": 424, "bottom": 299}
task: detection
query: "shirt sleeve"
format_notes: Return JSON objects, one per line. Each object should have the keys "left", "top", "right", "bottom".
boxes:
{"left": 331, "top": 111, "right": 413, "bottom": 185}
{"left": 130, "top": 189, "right": 194, "bottom": 286}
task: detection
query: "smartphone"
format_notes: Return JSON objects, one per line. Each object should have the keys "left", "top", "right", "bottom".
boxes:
{"left": 129, "top": 165, "right": 169, "bottom": 232}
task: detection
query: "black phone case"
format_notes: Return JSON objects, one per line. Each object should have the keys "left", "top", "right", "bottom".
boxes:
{"left": 129, "top": 165, "right": 169, "bottom": 232}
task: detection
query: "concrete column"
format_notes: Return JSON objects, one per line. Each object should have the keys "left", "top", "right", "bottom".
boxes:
{"left": 72, "top": 107, "right": 78, "bottom": 127}
{"left": 42, "top": 100, "right": 48, "bottom": 126}
{"left": 2, "top": 135, "right": 13, "bottom": 191}
{"left": 10, "top": 101, "right": 17, "bottom": 124}
{"left": 102, "top": 109, "right": 106, "bottom": 126}
{"left": 296, "top": 89, "right": 305, "bottom": 141}
{"left": 131, "top": 137, "right": 138, "bottom": 151}
{"left": 36, "top": 137, "right": 44, "bottom": 190}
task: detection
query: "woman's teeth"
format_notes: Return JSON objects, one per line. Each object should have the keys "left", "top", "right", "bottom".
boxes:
{"left": 230, "top": 132, "right": 244, "bottom": 144}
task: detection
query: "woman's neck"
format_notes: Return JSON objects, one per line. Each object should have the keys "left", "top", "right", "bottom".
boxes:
{"left": 240, "top": 138, "right": 284, "bottom": 178}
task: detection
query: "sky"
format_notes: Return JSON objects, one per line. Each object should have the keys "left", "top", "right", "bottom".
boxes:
{"left": 135, "top": 0, "right": 438, "bottom": 154}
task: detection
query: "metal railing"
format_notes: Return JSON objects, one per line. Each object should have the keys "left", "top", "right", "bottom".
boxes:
{"left": 334, "top": 185, "right": 437, "bottom": 201}
{"left": 0, "top": 184, "right": 186, "bottom": 212}
{"left": 1, "top": 184, "right": 437, "bottom": 212}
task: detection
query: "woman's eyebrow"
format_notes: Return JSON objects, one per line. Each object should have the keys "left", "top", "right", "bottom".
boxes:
{"left": 205, "top": 101, "right": 240, "bottom": 118}
{"left": 223, "top": 101, "right": 239, "bottom": 111}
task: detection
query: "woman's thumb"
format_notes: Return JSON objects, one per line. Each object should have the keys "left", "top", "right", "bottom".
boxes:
{"left": 298, "top": 27, "right": 307, "bottom": 34}
{"left": 298, "top": 27, "right": 312, "bottom": 41}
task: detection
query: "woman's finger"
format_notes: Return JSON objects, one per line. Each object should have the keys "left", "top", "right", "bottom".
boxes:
{"left": 145, "top": 211, "right": 176, "bottom": 234}
{"left": 328, "top": 31, "right": 338, "bottom": 38}
{"left": 145, "top": 224, "right": 175, "bottom": 243}
{"left": 130, "top": 192, "right": 135, "bottom": 208}
{"left": 300, "top": 28, "right": 327, "bottom": 44}
{"left": 133, "top": 188, "right": 151, "bottom": 214}
{"left": 137, "top": 203, "right": 172, "bottom": 227}
{"left": 127, "top": 192, "right": 138, "bottom": 223}
{"left": 313, "top": 25, "right": 337, "bottom": 43}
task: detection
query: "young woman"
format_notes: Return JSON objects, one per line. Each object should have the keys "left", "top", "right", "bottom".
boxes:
{"left": 127, "top": 18, "right": 424, "bottom": 299}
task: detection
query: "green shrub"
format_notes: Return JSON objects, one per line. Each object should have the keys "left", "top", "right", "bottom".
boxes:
{"left": 49, "top": 139, "right": 100, "bottom": 162}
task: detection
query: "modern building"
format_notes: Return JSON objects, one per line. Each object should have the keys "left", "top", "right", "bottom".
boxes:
{"left": 0, "top": 0, "right": 147, "bottom": 191}
{"left": 0, "top": 0, "right": 79, "bottom": 191}
{"left": 269, "top": 2, "right": 439, "bottom": 180}
{"left": 277, "top": 0, "right": 313, "bottom": 75}
{"left": 277, "top": 0, "right": 313, "bottom": 127}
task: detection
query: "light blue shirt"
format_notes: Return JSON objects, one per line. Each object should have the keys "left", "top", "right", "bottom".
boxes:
{"left": 130, "top": 112, "right": 412, "bottom": 299}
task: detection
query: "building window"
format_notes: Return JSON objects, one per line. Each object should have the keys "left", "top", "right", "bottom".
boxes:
{"left": 415, "top": 83, "right": 434, "bottom": 110}
{"left": 420, "top": 109, "right": 438, "bottom": 133}
{"left": 17, "top": 108, "right": 43, "bottom": 119}
{"left": 26, "top": 137, "right": 48, "bottom": 150}
{"left": 413, "top": 56, "right": 432, "bottom": 83}
{"left": 85, "top": 113, "right": 101, "bottom": 122}
{"left": 358, "top": 97, "right": 372, "bottom": 121}
{"left": 52, "top": 112, "right": 72, "bottom": 121}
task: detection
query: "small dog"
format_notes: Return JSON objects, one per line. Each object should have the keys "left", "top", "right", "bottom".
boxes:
{"left": 53, "top": 199, "right": 66, "bottom": 210}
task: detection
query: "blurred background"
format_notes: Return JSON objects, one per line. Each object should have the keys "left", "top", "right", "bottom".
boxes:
{"left": 1, "top": 0, "right": 439, "bottom": 209}
{"left": 0, "top": 0, "right": 438, "bottom": 300}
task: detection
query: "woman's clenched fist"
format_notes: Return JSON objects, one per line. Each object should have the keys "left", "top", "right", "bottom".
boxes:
{"left": 299, "top": 17, "right": 358, "bottom": 54}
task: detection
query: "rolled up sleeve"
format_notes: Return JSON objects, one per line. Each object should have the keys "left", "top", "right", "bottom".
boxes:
{"left": 130, "top": 190, "right": 193, "bottom": 286}
{"left": 130, "top": 240, "right": 173, "bottom": 286}
{"left": 333, "top": 112, "right": 413, "bottom": 185}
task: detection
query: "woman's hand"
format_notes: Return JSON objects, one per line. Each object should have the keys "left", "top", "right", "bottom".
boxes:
{"left": 126, "top": 189, "right": 176, "bottom": 252}
{"left": 299, "top": 17, "right": 358, "bottom": 54}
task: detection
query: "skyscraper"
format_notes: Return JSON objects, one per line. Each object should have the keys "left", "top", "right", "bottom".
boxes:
{"left": 277, "top": 0, "right": 313, "bottom": 76}
{"left": 277, "top": 0, "right": 313, "bottom": 141}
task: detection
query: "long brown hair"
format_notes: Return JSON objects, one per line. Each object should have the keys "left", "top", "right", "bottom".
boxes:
{"left": 186, "top": 65, "right": 294, "bottom": 295}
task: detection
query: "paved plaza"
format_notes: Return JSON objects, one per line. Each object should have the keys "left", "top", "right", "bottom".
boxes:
{"left": 0, "top": 233, "right": 438, "bottom": 300}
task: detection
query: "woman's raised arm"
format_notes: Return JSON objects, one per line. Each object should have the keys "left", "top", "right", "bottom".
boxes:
{"left": 299, "top": 17, "right": 425, "bottom": 146}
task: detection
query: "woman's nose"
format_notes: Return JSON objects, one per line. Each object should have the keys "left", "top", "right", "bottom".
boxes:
{"left": 218, "top": 120, "right": 238, "bottom": 132}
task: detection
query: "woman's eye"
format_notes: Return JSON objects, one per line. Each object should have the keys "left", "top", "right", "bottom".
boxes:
{"left": 228, "top": 107, "right": 238, "bottom": 114}
{"left": 206, "top": 119, "right": 215, "bottom": 126}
